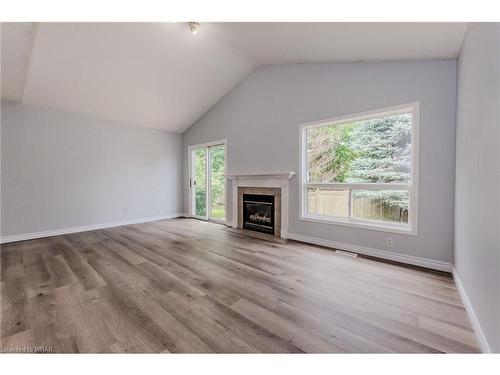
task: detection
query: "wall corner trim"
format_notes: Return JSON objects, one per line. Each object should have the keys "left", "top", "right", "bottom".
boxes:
{"left": 287, "top": 232, "right": 452, "bottom": 273}
{"left": 452, "top": 267, "right": 492, "bottom": 353}
{"left": 0, "top": 213, "right": 183, "bottom": 244}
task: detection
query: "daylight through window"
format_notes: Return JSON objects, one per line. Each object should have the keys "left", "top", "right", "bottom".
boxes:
{"left": 300, "top": 103, "right": 418, "bottom": 233}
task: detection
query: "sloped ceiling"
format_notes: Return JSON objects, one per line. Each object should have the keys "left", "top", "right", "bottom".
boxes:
{"left": 1, "top": 23, "right": 34, "bottom": 102}
{"left": 1, "top": 22, "right": 467, "bottom": 133}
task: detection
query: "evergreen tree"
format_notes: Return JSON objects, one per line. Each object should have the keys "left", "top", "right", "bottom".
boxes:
{"left": 346, "top": 113, "right": 412, "bottom": 211}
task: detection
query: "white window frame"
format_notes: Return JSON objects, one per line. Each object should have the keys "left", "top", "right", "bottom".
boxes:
{"left": 299, "top": 102, "right": 419, "bottom": 235}
{"left": 188, "top": 139, "right": 227, "bottom": 224}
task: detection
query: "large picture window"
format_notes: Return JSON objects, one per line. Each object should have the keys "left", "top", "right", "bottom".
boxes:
{"left": 300, "top": 103, "right": 419, "bottom": 234}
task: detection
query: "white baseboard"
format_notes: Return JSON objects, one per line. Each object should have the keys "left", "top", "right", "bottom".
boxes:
{"left": 287, "top": 232, "right": 452, "bottom": 273}
{"left": 0, "top": 213, "right": 182, "bottom": 244}
{"left": 452, "top": 268, "right": 492, "bottom": 353}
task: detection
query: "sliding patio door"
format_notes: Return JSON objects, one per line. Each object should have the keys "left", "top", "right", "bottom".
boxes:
{"left": 190, "top": 141, "right": 226, "bottom": 222}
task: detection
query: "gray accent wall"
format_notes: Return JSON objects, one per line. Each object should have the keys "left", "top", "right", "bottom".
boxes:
{"left": 1, "top": 101, "right": 182, "bottom": 237}
{"left": 454, "top": 24, "right": 500, "bottom": 353}
{"left": 182, "top": 61, "right": 458, "bottom": 264}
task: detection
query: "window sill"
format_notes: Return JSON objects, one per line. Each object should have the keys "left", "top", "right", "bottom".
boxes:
{"left": 299, "top": 214, "right": 417, "bottom": 236}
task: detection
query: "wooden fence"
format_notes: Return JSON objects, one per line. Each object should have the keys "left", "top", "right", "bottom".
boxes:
{"left": 307, "top": 189, "right": 407, "bottom": 223}
{"left": 308, "top": 189, "right": 349, "bottom": 217}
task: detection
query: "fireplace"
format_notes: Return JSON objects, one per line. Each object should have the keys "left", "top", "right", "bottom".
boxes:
{"left": 243, "top": 194, "right": 275, "bottom": 235}
{"left": 232, "top": 175, "right": 293, "bottom": 238}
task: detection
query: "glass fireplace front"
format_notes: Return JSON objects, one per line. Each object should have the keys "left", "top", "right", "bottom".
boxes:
{"left": 243, "top": 194, "right": 275, "bottom": 235}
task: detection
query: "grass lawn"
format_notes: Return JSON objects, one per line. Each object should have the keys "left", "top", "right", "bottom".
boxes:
{"left": 211, "top": 204, "right": 225, "bottom": 220}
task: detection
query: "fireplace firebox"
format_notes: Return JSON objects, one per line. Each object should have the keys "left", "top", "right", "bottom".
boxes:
{"left": 242, "top": 194, "right": 275, "bottom": 235}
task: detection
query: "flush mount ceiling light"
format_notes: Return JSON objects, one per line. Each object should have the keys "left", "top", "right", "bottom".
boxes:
{"left": 188, "top": 22, "right": 201, "bottom": 35}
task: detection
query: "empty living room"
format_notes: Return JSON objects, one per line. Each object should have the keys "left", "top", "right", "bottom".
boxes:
{"left": 1, "top": 1, "right": 499, "bottom": 373}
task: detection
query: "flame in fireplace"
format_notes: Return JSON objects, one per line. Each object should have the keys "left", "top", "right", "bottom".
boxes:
{"left": 249, "top": 212, "right": 272, "bottom": 224}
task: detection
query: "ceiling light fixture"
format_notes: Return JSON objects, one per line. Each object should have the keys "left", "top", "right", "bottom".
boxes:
{"left": 188, "top": 22, "right": 201, "bottom": 35}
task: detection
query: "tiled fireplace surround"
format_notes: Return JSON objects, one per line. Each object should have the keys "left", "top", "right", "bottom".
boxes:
{"left": 238, "top": 187, "right": 281, "bottom": 236}
{"left": 227, "top": 172, "right": 295, "bottom": 238}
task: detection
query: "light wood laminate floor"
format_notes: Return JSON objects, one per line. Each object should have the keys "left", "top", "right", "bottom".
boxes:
{"left": 0, "top": 219, "right": 479, "bottom": 353}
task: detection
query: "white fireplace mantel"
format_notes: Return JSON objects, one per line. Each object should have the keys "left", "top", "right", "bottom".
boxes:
{"left": 226, "top": 171, "right": 295, "bottom": 180}
{"left": 228, "top": 171, "right": 295, "bottom": 238}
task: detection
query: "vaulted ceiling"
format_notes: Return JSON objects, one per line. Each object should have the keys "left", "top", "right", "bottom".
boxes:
{"left": 1, "top": 22, "right": 467, "bottom": 133}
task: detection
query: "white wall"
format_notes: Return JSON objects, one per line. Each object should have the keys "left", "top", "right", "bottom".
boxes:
{"left": 182, "top": 61, "right": 458, "bottom": 267}
{"left": 1, "top": 101, "right": 182, "bottom": 239}
{"left": 454, "top": 24, "right": 500, "bottom": 353}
